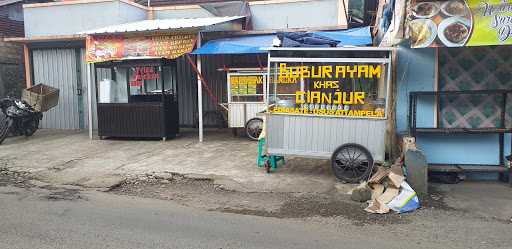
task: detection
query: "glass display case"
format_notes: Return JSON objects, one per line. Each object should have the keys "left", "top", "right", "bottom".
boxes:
{"left": 95, "top": 59, "right": 179, "bottom": 140}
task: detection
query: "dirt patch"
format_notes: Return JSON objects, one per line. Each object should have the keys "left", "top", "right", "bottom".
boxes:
{"left": 111, "top": 175, "right": 410, "bottom": 226}
{"left": 220, "top": 194, "right": 409, "bottom": 226}
{"left": 420, "top": 186, "right": 458, "bottom": 211}
{"left": 1, "top": 167, "right": 85, "bottom": 201}
{"left": 0, "top": 167, "right": 34, "bottom": 188}
{"left": 43, "top": 189, "right": 84, "bottom": 201}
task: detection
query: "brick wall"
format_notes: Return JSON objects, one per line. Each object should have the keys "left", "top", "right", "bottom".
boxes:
{"left": 0, "top": 40, "right": 24, "bottom": 98}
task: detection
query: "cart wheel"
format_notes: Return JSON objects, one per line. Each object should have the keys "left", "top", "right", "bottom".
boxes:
{"left": 245, "top": 118, "right": 263, "bottom": 141}
{"left": 331, "top": 143, "right": 374, "bottom": 183}
{"left": 264, "top": 161, "right": 272, "bottom": 174}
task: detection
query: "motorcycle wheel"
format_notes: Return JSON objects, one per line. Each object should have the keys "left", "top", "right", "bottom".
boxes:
{"left": 24, "top": 119, "right": 39, "bottom": 137}
{"left": 0, "top": 116, "right": 12, "bottom": 145}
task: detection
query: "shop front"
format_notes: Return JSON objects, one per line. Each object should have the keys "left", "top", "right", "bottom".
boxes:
{"left": 402, "top": 0, "right": 512, "bottom": 183}
{"left": 77, "top": 16, "right": 249, "bottom": 141}
{"left": 85, "top": 32, "right": 196, "bottom": 140}
{"left": 94, "top": 59, "right": 179, "bottom": 140}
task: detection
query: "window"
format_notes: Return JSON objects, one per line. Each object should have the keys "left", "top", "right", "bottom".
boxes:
{"left": 228, "top": 73, "right": 265, "bottom": 102}
{"left": 128, "top": 66, "right": 163, "bottom": 95}
{"left": 96, "top": 63, "right": 178, "bottom": 104}
{"left": 97, "top": 68, "right": 128, "bottom": 104}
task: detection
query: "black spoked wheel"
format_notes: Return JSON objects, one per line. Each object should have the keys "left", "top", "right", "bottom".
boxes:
{"left": 24, "top": 119, "right": 39, "bottom": 137}
{"left": 0, "top": 115, "right": 12, "bottom": 145}
{"left": 331, "top": 143, "right": 374, "bottom": 183}
{"left": 245, "top": 118, "right": 263, "bottom": 141}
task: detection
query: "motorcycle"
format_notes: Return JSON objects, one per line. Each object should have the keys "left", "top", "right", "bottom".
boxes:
{"left": 0, "top": 96, "right": 43, "bottom": 145}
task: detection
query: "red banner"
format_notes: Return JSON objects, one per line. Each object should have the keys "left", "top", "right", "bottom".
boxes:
{"left": 86, "top": 33, "right": 197, "bottom": 63}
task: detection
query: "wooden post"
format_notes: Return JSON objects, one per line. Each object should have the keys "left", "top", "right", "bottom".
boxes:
{"left": 23, "top": 44, "right": 32, "bottom": 88}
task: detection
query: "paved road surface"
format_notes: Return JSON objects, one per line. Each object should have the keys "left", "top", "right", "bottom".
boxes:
{"left": 0, "top": 185, "right": 510, "bottom": 249}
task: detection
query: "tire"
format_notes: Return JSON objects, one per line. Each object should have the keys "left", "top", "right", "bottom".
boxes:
{"left": 331, "top": 143, "right": 374, "bottom": 183}
{"left": 24, "top": 118, "right": 39, "bottom": 137}
{"left": 0, "top": 116, "right": 12, "bottom": 145}
{"left": 245, "top": 118, "right": 263, "bottom": 141}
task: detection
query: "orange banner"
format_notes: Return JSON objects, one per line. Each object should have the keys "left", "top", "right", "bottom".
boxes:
{"left": 86, "top": 33, "right": 197, "bottom": 63}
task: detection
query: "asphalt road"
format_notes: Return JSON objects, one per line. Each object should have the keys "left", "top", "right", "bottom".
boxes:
{"left": 0, "top": 185, "right": 510, "bottom": 249}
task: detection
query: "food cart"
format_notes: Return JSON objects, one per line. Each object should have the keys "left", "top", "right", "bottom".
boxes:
{"left": 94, "top": 58, "right": 179, "bottom": 140}
{"left": 262, "top": 47, "right": 393, "bottom": 182}
{"left": 223, "top": 70, "right": 267, "bottom": 140}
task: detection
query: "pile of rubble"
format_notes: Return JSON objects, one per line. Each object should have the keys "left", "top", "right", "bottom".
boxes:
{"left": 351, "top": 159, "right": 420, "bottom": 214}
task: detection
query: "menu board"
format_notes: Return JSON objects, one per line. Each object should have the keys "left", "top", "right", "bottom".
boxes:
{"left": 86, "top": 34, "right": 196, "bottom": 63}
{"left": 229, "top": 74, "right": 264, "bottom": 96}
{"left": 409, "top": 0, "right": 512, "bottom": 48}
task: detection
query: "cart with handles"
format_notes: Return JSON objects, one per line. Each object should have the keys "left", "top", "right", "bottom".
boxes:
{"left": 259, "top": 47, "right": 393, "bottom": 183}
{"left": 221, "top": 71, "right": 267, "bottom": 140}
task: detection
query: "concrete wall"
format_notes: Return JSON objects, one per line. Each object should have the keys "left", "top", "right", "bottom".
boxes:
{"left": 0, "top": 40, "right": 24, "bottom": 98}
{"left": 24, "top": 0, "right": 340, "bottom": 36}
{"left": 249, "top": 0, "right": 338, "bottom": 30}
{"left": 24, "top": 1, "right": 147, "bottom": 37}
{"left": 154, "top": 0, "right": 339, "bottom": 30}
{"left": 154, "top": 7, "right": 214, "bottom": 19}
{"left": 395, "top": 43, "right": 509, "bottom": 167}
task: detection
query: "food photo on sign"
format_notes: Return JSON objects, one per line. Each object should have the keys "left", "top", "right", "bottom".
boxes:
{"left": 409, "top": 0, "right": 512, "bottom": 48}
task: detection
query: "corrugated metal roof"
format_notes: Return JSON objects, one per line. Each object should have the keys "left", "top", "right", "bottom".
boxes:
{"left": 80, "top": 16, "right": 245, "bottom": 35}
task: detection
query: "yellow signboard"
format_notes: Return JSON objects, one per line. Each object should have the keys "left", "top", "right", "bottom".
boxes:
{"left": 270, "top": 63, "right": 386, "bottom": 118}
{"left": 229, "top": 74, "right": 264, "bottom": 96}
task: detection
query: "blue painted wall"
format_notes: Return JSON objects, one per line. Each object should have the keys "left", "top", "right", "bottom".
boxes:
{"left": 395, "top": 43, "right": 510, "bottom": 169}
{"left": 396, "top": 42, "right": 436, "bottom": 134}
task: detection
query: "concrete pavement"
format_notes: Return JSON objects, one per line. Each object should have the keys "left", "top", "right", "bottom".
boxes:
{"left": 0, "top": 129, "right": 342, "bottom": 193}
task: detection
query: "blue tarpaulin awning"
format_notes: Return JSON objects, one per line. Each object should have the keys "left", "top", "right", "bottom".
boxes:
{"left": 191, "top": 26, "right": 372, "bottom": 55}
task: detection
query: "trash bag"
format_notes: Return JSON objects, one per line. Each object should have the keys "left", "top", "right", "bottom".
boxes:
{"left": 386, "top": 181, "right": 420, "bottom": 213}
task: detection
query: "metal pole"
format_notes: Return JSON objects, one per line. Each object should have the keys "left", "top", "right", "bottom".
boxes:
{"left": 265, "top": 52, "right": 270, "bottom": 111}
{"left": 87, "top": 63, "right": 93, "bottom": 140}
{"left": 196, "top": 32, "right": 203, "bottom": 142}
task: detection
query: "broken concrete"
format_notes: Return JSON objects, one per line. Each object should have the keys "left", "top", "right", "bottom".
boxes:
{"left": 404, "top": 149, "right": 428, "bottom": 196}
{"left": 350, "top": 182, "right": 372, "bottom": 202}
{"left": 0, "top": 129, "right": 340, "bottom": 193}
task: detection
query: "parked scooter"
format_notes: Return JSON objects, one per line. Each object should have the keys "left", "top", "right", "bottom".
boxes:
{"left": 0, "top": 96, "right": 43, "bottom": 144}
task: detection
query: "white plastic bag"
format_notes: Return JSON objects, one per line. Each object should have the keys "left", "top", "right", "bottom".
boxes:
{"left": 386, "top": 181, "right": 420, "bottom": 213}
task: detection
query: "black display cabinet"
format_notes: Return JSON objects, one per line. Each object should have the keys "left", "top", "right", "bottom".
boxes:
{"left": 95, "top": 59, "right": 179, "bottom": 140}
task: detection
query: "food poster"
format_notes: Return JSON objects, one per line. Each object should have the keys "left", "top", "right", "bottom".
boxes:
{"left": 238, "top": 82, "right": 248, "bottom": 95}
{"left": 86, "top": 34, "right": 197, "bottom": 63}
{"left": 229, "top": 74, "right": 265, "bottom": 96}
{"left": 409, "top": 0, "right": 512, "bottom": 48}
{"left": 247, "top": 82, "right": 257, "bottom": 94}
{"left": 230, "top": 81, "right": 240, "bottom": 96}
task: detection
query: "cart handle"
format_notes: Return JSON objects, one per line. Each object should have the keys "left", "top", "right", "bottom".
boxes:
{"left": 218, "top": 103, "right": 229, "bottom": 111}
